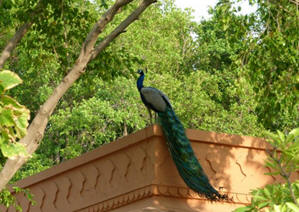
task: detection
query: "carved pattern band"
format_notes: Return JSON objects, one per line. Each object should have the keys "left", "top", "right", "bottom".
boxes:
{"left": 77, "top": 184, "right": 251, "bottom": 212}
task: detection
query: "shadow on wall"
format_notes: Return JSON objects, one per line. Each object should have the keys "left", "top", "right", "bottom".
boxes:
{"left": 189, "top": 129, "right": 293, "bottom": 194}
{"left": 150, "top": 126, "right": 293, "bottom": 211}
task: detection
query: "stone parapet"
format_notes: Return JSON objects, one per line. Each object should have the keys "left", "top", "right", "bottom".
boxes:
{"left": 1, "top": 125, "right": 296, "bottom": 212}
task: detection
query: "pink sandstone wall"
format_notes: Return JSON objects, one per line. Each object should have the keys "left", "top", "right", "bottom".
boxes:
{"left": 1, "top": 125, "right": 297, "bottom": 212}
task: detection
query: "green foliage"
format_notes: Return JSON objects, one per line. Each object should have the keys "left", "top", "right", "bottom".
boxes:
{"left": 8, "top": 0, "right": 100, "bottom": 115}
{"left": 110, "top": 0, "right": 196, "bottom": 75}
{"left": 235, "top": 128, "right": 299, "bottom": 212}
{"left": 264, "top": 128, "right": 299, "bottom": 178}
{"left": 0, "top": 70, "right": 29, "bottom": 160}
{"left": 243, "top": 0, "right": 299, "bottom": 131}
{"left": 18, "top": 77, "right": 147, "bottom": 169}
{"left": 0, "top": 70, "right": 32, "bottom": 211}
{"left": 193, "top": 0, "right": 298, "bottom": 133}
{"left": 0, "top": 187, "right": 35, "bottom": 211}
{"left": 234, "top": 182, "right": 299, "bottom": 212}
{"left": 11, "top": 153, "right": 53, "bottom": 183}
{"left": 188, "top": 0, "right": 268, "bottom": 137}
{"left": 145, "top": 71, "right": 264, "bottom": 136}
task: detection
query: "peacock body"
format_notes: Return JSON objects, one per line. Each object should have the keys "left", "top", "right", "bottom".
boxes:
{"left": 136, "top": 69, "right": 226, "bottom": 200}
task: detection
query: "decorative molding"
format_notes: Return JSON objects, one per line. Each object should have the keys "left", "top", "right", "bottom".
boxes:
{"left": 123, "top": 152, "right": 132, "bottom": 179}
{"left": 77, "top": 184, "right": 251, "bottom": 212}
{"left": 235, "top": 161, "right": 247, "bottom": 177}
{"left": 39, "top": 187, "right": 46, "bottom": 210}
{"left": 53, "top": 182, "right": 59, "bottom": 209}
{"left": 81, "top": 171, "right": 87, "bottom": 195}
{"left": 93, "top": 165, "right": 102, "bottom": 189}
{"left": 205, "top": 156, "right": 217, "bottom": 174}
{"left": 65, "top": 176, "right": 72, "bottom": 204}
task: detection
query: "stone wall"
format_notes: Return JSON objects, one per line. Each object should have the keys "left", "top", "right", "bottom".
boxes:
{"left": 1, "top": 125, "right": 296, "bottom": 212}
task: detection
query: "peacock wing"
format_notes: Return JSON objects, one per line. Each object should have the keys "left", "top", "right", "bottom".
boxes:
{"left": 141, "top": 87, "right": 170, "bottom": 112}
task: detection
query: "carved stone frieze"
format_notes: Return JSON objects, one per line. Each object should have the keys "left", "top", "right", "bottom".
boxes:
{"left": 77, "top": 184, "right": 251, "bottom": 212}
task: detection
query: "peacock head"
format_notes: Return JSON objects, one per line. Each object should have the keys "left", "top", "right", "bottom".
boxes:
{"left": 137, "top": 69, "right": 144, "bottom": 76}
{"left": 137, "top": 69, "right": 145, "bottom": 91}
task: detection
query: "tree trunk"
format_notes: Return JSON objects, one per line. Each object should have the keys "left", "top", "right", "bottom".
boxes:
{"left": 0, "top": 0, "right": 156, "bottom": 192}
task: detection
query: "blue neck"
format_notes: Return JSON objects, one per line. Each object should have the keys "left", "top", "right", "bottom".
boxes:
{"left": 137, "top": 74, "right": 144, "bottom": 91}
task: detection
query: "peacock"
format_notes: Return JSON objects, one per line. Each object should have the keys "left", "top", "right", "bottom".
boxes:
{"left": 136, "top": 69, "right": 226, "bottom": 200}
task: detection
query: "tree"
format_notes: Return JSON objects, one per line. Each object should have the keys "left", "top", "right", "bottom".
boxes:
{"left": 11, "top": 0, "right": 197, "bottom": 178}
{"left": 191, "top": 0, "right": 298, "bottom": 133}
{"left": 0, "top": 0, "right": 157, "bottom": 192}
{"left": 241, "top": 0, "right": 298, "bottom": 132}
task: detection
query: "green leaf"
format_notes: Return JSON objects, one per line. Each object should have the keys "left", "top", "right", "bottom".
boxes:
{"left": 289, "top": 128, "right": 299, "bottom": 138}
{"left": 265, "top": 160, "right": 278, "bottom": 169}
{"left": 263, "top": 188, "right": 271, "bottom": 199}
{"left": 277, "top": 130, "right": 285, "bottom": 143}
{"left": 0, "top": 84, "right": 4, "bottom": 94}
{"left": 0, "top": 107, "right": 15, "bottom": 126}
{"left": 286, "top": 134, "right": 295, "bottom": 144}
{"left": 1, "top": 95, "right": 23, "bottom": 109}
{"left": 273, "top": 204, "right": 281, "bottom": 212}
{"left": 233, "top": 206, "right": 251, "bottom": 212}
{"left": 15, "top": 111, "right": 30, "bottom": 138}
{"left": 257, "top": 202, "right": 269, "bottom": 209}
{"left": 0, "top": 70, "right": 23, "bottom": 90}
{"left": 0, "top": 142, "right": 28, "bottom": 159}
{"left": 286, "top": 202, "right": 299, "bottom": 211}
{"left": 265, "top": 131, "right": 279, "bottom": 145}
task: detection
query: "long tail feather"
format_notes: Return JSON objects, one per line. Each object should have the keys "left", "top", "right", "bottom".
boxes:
{"left": 158, "top": 106, "right": 226, "bottom": 200}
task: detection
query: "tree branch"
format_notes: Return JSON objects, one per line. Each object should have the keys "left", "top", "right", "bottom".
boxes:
{"left": 0, "top": 1, "right": 43, "bottom": 69}
{"left": 0, "top": 23, "right": 33, "bottom": 70}
{"left": 91, "top": 0, "right": 157, "bottom": 59}
{"left": 0, "top": 0, "right": 156, "bottom": 192}
{"left": 289, "top": 0, "right": 299, "bottom": 6}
